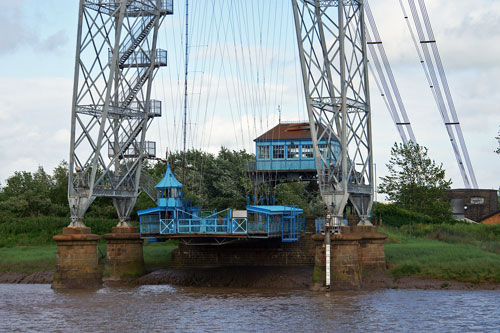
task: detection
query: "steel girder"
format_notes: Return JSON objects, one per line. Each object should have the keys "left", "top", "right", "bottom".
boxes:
{"left": 68, "top": 0, "right": 171, "bottom": 226}
{"left": 291, "top": 0, "right": 373, "bottom": 229}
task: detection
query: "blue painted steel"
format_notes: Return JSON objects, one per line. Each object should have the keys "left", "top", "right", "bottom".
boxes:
{"left": 138, "top": 207, "right": 164, "bottom": 215}
{"left": 155, "top": 164, "right": 183, "bottom": 188}
{"left": 254, "top": 139, "right": 341, "bottom": 172}
{"left": 246, "top": 205, "right": 303, "bottom": 215}
{"left": 138, "top": 167, "right": 304, "bottom": 242}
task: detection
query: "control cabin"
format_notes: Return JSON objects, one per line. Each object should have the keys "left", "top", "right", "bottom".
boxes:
{"left": 248, "top": 122, "right": 341, "bottom": 186}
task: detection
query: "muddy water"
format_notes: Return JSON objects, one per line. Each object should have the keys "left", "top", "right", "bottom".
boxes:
{"left": 0, "top": 284, "right": 499, "bottom": 332}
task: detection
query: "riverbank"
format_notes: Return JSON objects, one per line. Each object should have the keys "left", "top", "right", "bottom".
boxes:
{"left": 381, "top": 226, "right": 500, "bottom": 284}
{"left": 1, "top": 218, "right": 500, "bottom": 289}
{"left": 2, "top": 267, "right": 500, "bottom": 291}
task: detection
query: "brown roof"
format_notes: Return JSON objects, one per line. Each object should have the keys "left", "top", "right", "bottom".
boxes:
{"left": 255, "top": 122, "right": 319, "bottom": 141}
{"left": 479, "top": 209, "right": 500, "bottom": 223}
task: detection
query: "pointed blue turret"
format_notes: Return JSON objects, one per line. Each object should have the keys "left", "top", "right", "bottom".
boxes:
{"left": 155, "top": 164, "right": 183, "bottom": 209}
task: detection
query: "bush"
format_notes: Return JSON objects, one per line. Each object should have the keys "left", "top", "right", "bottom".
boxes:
{"left": 0, "top": 215, "right": 123, "bottom": 247}
{"left": 372, "top": 202, "right": 454, "bottom": 227}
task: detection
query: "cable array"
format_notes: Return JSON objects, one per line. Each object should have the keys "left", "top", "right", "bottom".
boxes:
{"left": 399, "top": 0, "right": 478, "bottom": 188}
{"left": 365, "top": 1, "right": 416, "bottom": 144}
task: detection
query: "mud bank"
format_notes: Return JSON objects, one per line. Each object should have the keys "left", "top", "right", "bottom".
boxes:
{"left": 1, "top": 268, "right": 500, "bottom": 291}
{"left": 133, "top": 266, "right": 314, "bottom": 289}
{"left": 0, "top": 270, "right": 54, "bottom": 284}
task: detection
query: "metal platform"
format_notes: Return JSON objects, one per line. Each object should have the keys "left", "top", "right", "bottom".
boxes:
{"left": 139, "top": 206, "right": 305, "bottom": 243}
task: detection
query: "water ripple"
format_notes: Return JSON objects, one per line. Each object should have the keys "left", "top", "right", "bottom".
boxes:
{"left": 0, "top": 284, "right": 499, "bottom": 332}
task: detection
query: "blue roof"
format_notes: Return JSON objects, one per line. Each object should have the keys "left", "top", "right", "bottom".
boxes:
{"left": 137, "top": 207, "right": 164, "bottom": 216}
{"left": 155, "top": 164, "right": 183, "bottom": 189}
{"left": 246, "top": 205, "right": 304, "bottom": 214}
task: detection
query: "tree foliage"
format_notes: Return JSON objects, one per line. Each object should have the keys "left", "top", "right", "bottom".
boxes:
{"left": 139, "top": 147, "right": 255, "bottom": 213}
{"left": 0, "top": 165, "right": 68, "bottom": 217}
{"left": 274, "top": 182, "right": 326, "bottom": 217}
{"left": 378, "top": 142, "right": 452, "bottom": 219}
{"left": 0, "top": 147, "right": 324, "bottom": 219}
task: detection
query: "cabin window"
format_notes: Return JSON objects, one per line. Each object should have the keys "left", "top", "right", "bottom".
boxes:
{"left": 273, "top": 145, "right": 285, "bottom": 159}
{"left": 318, "top": 144, "right": 327, "bottom": 156}
{"left": 287, "top": 144, "right": 299, "bottom": 159}
{"left": 302, "top": 144, "right": 314, "bottom": 159}
{"left": 258, "top": 145, "right": 270, "bottom": 159}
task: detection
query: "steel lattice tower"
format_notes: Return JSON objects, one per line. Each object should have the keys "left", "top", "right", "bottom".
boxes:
{"left": 292, "top": 0, "right": 373, "bottom": 229}
{"left": 68, "top": 0, "right": 172, "bottom": 227}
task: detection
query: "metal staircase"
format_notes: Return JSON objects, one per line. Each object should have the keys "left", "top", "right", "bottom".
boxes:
{"left": 68, "top": 1, "right": 172, "bottom": 226}
{"left": 139, "top": 171, "right": 159, "bottom": 202}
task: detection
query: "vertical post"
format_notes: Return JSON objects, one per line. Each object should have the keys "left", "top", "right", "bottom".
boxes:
{"left": 325, "top": 229, "right": 331, "bottom": 289}
{"left": 182, "top": 0, "right": 189, "bottom": 184}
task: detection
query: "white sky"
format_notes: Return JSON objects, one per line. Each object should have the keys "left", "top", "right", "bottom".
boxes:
{"left": 0, "top": 0, "right": 498, "bottom": 193}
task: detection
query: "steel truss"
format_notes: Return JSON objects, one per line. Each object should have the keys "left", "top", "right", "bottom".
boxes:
{"left": 292, "top": 0, "right": 373, "bottom": 229}
{"left": 68, "top": 0, "right": 172, "bottom": 226}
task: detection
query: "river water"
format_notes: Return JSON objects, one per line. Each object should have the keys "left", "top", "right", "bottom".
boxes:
{"left": 1, "top": 284, "right": 499, "bottom": 332}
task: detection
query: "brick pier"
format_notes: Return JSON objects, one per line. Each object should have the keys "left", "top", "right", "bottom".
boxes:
{"left": 103, "top": 227, "right": 145, "bottom": 281}
{"left": 312, "top": 226, "right": 387, "bottom": 290}
{"left": 52, "top": 227, "right": 101, "bottom": 289}
{"left": 172, "top": 224, "right": 387, "bottom": 290}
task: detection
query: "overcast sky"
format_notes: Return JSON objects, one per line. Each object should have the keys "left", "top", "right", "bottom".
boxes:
{"left": 0, "top": 0, "right": 498, "bottom": 194}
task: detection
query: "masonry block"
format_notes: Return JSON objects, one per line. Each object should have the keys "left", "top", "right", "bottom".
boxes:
{"left": 103, "top": 227, "right": 145, "bottom": 281}
{"left": 52, "top": 227, "right": 101, "bottom": 289}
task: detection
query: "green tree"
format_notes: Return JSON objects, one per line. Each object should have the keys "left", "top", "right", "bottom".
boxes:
{"left": 378, "top": 142, "right": 452, "bottom": 219}
{"left": 0, "top": 167, "right": 54, "bottom": 217}
{"left": 138, "top": 147, "right": 255, "bottom": 213}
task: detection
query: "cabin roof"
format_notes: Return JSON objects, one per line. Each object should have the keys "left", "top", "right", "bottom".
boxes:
{"left": 254, "top": 122, "right": 323, "bottom": 141}
{"left": 246, "top": 205, "right": 304, "bottom": 214}
{"left": 155, "top": 164, "right": 183, "bottom": 189}
{"left": 137, "top": 207, "right": 163, "bottom": 216}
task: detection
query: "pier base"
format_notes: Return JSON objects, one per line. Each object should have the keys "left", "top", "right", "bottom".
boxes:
{"left": 52, "top": 227, "right": 101, "bottom": 289}
{"left": 312, "top": 226, "right": 388, "bottom": 290}
{"left": 347, "top": 226, "right": 388, "bottom": 273}
{"left": 312, "top": 233, "right": 362, "bottom": 291}
{"left": 103, "top": 227, "right": 145, "bottom": 281}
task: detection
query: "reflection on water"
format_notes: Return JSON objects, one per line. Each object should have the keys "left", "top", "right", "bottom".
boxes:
{"left": 0, "top": 284, "right": 499, "bottom": 332}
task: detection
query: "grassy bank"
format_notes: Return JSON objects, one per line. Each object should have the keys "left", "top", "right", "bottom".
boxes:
{"left": 0, "top": 242, "right": 177, "bottom": 274}
{"left": 382, "top": 225, "right": 500, "bottom": 283}
{"left": 0, "top": 216, "right": 178, "bottom": 274}
{"left": 2, "top": 216, "right": 500, "bottom": 285}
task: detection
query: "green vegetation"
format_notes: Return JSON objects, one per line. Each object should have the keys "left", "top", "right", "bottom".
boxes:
{"left": 0, "top": 216, "right": 177, "bottom": 274}
{"left": 372, "top": 202, "right": 455, "bottom": 227}
{"left": 0, "top": 216, "right": 119, "bottom": 247}
{"left": 0, "top": 245, "right": 57, "bottom": 273}
{"left": 382, "top": 225, "right": 500, "bottom": 283}
{"left": 143, "top": 241, "right": 178, "bottom": 270}
{"left": 137, "top": 148, "right": 255, "bottom": 213}
{"left": 378, "top": 142, "right": 452, "bottom": 219}
{"left": 0, "top": 243, "right": 176, "bottom": 274}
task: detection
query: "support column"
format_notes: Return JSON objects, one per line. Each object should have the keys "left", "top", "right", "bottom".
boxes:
{"left": 103, "top": 227, "right": 145, "bottom": 281}
{"left": 52, "top": 227, "right": 101, "bottom": 289}
{"left": 354, "top": 226, "right": 388, "bottom": 273}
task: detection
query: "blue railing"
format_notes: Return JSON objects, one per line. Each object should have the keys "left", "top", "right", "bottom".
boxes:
{"left": 231, "top": 218, "right": 247, "bottom": 234}
{"left": 140, "top": 208, "right": 301, "bottom": 242}
{"left": 160, "top": 219, "right": 176, "bottom": 234}
{"left": 153, "top": 208, "right": 249, "bottom": 235}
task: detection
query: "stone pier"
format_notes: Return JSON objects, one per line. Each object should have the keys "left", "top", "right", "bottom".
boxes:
{"left": 52, "top": 227, "right": 101, "bottom": 289}
{"left": 312, "top": 226, "right": 387, "bottom": 290}
{"left": 103, "top": 227, "right": 145, "bottom": 281}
